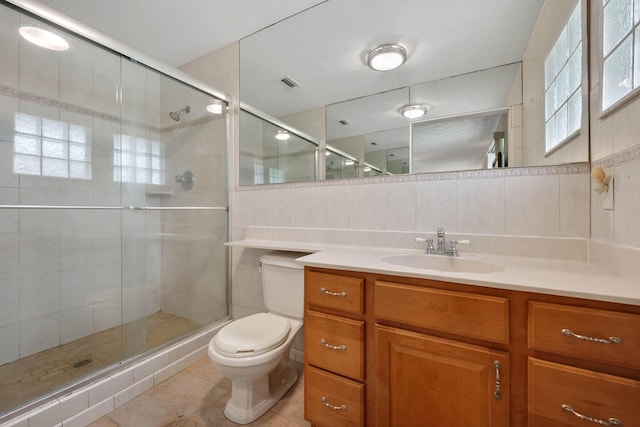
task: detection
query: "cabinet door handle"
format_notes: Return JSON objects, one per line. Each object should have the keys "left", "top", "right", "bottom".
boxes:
{"left": 320, "top": 287, "right": 347, "bottom": 297}
{"left": 493, "top": 360, "right": 502, "bottom": 401}
{"left": 321, "top": 396, "right": 347, "bottom": 411}
{"left": 561, "top": 404, "right": 622, "bottom": 426}
{"left": 320, "top": 338, "right": 347, "bottom": 351}
{"left": 561, "top": 329, "right": 623, "bottom": 345}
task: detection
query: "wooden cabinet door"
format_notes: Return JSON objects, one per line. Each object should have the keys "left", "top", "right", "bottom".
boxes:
{"left": 376, "top": 325, "right": 509, "bottom": 427}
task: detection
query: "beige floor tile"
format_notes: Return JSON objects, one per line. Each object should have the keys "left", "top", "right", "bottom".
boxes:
{"left": 90, "top": 359, "right": 310, "bottom": 427}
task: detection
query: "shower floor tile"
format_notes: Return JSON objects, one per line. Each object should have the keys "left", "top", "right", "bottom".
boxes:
{"left": 0, "top": 311, "right": 201, "bottom": 415}
{"left": 89, "top": 357, "right": 309, "bottom": 427}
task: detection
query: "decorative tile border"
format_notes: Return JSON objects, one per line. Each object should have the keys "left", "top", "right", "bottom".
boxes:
{"left": 0, "top": 84, "right": 224, "bottom": 134}
{"left": 235, "top": 162, "right": 590, "bottom": 191}
{"left": 593, "top": 144, "right": 640, "bottom": 169}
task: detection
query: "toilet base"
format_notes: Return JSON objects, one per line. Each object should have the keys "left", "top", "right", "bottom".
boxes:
{"left": 223, "top": 357, "right": 298, "bottom": 424}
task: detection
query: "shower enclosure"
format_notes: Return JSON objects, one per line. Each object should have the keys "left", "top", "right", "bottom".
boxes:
{"left": 0, "top": 1, "right": 229, "bottom": 417}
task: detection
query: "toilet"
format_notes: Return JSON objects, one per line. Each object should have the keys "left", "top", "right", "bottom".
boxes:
{"left": 208, "top": 251, "right": 305, "bottom": 424}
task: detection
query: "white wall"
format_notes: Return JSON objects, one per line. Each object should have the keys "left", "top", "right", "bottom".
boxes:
{"left": 587, "top": 0, "right": 640, "bottom": 282}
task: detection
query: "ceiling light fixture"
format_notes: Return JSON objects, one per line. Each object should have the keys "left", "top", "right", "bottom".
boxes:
{"left": 398, "top": 104, "right": 428, "bottom": 119}
{"left": 275, "top": 129, "right": 290, "bottom": 141}
{"left": 19, "top": 26, "right": 69, "bottom": 51}
{"left": 206, "top": 100, "right": 225, "bottom": 114}
{"left": 367, "top": 44, "right": 407, "bottom": 71}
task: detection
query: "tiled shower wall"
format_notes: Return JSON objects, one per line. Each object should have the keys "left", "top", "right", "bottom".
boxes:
{"left": 0, "top": 9, "right": 145, "bottom": 364}
{"left": 0, "top": 7, "right": 229, "bottom": 367}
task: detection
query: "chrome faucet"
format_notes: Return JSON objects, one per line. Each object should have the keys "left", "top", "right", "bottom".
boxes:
{"left": 437, "top": 227, "right": 446, "bottom": 252}
{"left": 416, "top": 227, "right": 470, "bottom": 257}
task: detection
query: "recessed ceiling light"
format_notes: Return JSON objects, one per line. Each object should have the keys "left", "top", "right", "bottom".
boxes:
{"left": 398, "top": 104, "right": 428, "bottom": 119}
{"left": 275, "top": 129, "right": 290, "bottom": 140}
{"left": 367, "top": 44, "right": 407, "bottom": 71}
{"left": 19, "top": 26, "right": 69, "bottom": 51}
{"left": 206, "top": 100, "right": 225, "bottom": 114}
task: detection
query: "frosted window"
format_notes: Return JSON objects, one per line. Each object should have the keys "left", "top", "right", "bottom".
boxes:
{"left": 602, "top": 0, "right": 640, "bottom": 110}
{"left": 14, "top": 134, "right": 41, "bottom": 155}
{"left": 269, "top": 167, "right": 285, "bottom": 184}
{"left": 13, "top": 113, "right": 92, "bottom": 179}
{"left": 603, "top": 0, "right": 633, "bottom": 56}
{"left": 42, "top": 119, "right": 68, "bottom": 141}
{"left": 544, "top": 3, "right": 582, "bottom": 152}
{"left": 254, "top": 164, "right": 264, "bottom": 184}
{"left": 603, "top": 36, "right": 633, "bottom": 109}
{"left": 113, "top": 135, "right": 165, "bottom": 184}
{"left": 567, "top": 91, "right": 582, "bottom": 134}
{"left": 43, "top": 158, "right": 68, "bottom": 178}
{"left": 42, "top": 139, "right": 67, "bottom": 159}
{"left": 14, "top": 154, "right": 40, "bottom": 175}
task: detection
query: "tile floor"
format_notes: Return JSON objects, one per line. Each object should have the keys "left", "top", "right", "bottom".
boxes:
{"left": 0, "top": 312, "right": 201, "bottom": 414}
{"left": 88, "top": 356, "right": 310, "bottom": 427}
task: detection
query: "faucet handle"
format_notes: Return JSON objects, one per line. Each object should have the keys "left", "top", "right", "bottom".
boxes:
{"left": 450, "top": 239, "right": 470, "bottom": 245}
{"left": 449, "top": 240, "right": 470, "bottom": 257}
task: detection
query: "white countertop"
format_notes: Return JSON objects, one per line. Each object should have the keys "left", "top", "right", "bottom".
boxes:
{"left": 228, "top": 239, "right": 640, "bottom": 306}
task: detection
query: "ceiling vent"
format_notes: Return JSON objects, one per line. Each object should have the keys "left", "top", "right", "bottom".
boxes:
{"left": 280, "top": 76, "right": 301, "bottom": 88}
{"left": 338, "top": 119, "right": 351, "bottom": 125}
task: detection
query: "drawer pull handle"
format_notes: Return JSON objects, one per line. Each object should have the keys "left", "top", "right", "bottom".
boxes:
{"left": 561, "top": 404, "right": 622, "bottom": 426}
{"left": 561, "top": 329, "right": 623, "bottom": 345}
{"left": 320, "top": 287, "right": 347, "bottom": 297}
{"left": 493, "top": 360, "right": 502, "bottom": 401}
{"left": 320, "top": 338, "right": 347, "bottom": 351}
{"left": 321, "top": 396, "right": 347, "bottom": 411}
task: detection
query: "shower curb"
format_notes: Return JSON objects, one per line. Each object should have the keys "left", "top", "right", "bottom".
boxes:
{"left": 0, "top": 323, "right": 227, "bottom": 427}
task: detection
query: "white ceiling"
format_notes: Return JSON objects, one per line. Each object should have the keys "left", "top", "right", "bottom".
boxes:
{"left": 35, "top": 0, "right": 327, "bottom": 67}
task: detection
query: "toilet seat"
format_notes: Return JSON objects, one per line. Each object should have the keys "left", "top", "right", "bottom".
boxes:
{"left": 213, "top": 313, "right": 291, "bottom": 358}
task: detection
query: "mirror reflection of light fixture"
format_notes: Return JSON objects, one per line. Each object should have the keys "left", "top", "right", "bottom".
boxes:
{"left": 345, "top": 160, "right": 355, "bottom": 166}
{"left": 367, "top": 44, "right": 407, "bottom": 71}
{"left": 275, "top": 129, "right": 290, "bottom": 140}
{"left": 19, "top": 26, "right": 69, "bottom": 51}
{"left": 398, "top": 104, "right": 428, "bottom": 119}
{"left": 206, "top": 100, "right": 224, "bottom": 114}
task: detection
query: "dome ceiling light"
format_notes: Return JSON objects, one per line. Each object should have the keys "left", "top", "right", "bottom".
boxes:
{"left": 367, "top": 44, "right": 407, "bottom": 71}
{"left": 206, "top": 100, "right": 225, "bottom": 114}
{"left": 275, "top": 129, "right": 291, "bottom": 140}
{"left": 398, "top": 104, "right": 428, "bottom": 119}
{"left": 19, "top": 26, "right": 69, "bottom": 51}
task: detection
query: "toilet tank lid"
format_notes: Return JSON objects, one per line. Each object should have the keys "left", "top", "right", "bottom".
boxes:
{"left": 260, "top": 251, "right": 307, "bottom": 269}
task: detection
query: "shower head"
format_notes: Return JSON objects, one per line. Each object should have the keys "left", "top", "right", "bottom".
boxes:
{"left": 169, "top": 105, "right": 190, "bottom": 121}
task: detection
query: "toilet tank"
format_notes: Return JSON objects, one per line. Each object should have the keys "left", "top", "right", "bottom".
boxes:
{"left": 260, "top": 251, "right": 306, "bottom": 319}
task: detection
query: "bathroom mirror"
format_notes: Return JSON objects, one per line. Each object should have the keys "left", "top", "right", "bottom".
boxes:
{"left": 239, "top": 0, "right": 588, "bottom": 182}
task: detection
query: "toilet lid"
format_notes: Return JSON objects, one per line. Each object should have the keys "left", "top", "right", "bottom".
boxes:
{"left": 213, "top": 313, "right": 291, "bottom": 357}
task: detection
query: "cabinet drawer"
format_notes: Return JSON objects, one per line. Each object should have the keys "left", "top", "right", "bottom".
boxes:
{"left": 305, "top": 310, "right": 365, "bottom": 381}
{"left": 528, "top": 358, "right": 640, "bottom": 427}
{"left": 375, "top": 281, "right": 509, "bottom": 344}
{"left": 528, "top": 301, "right": 640, "bottom": 369}
{"left": 305, "top": 271, "right": 364, "bottom": 315}
{"left": 305, "top": 365, "right": 364, "bottom": 427}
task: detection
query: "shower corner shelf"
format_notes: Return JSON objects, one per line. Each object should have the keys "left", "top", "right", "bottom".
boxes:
{"left": 145, "top": 187, "right": 175, "bottom": 197}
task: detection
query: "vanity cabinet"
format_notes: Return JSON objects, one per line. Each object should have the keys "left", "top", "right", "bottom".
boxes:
{"left": 376, "top": 325, "right": 510, "bottom": 427}
{"left": 302, "top": 267, "right": 640, "bottom": 427}
{"left": 528, "top": 302, "right": 640, "bottom": 426}
{"left": 375, "top": 280, "right": 510, "bottom": 427}
{"left": 304, "top": 270, "right": 366, "bottom": 427}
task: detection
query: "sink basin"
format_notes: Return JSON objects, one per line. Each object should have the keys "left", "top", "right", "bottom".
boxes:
{"left": 381, "top": 254, "right": 504, "bottom": 274}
